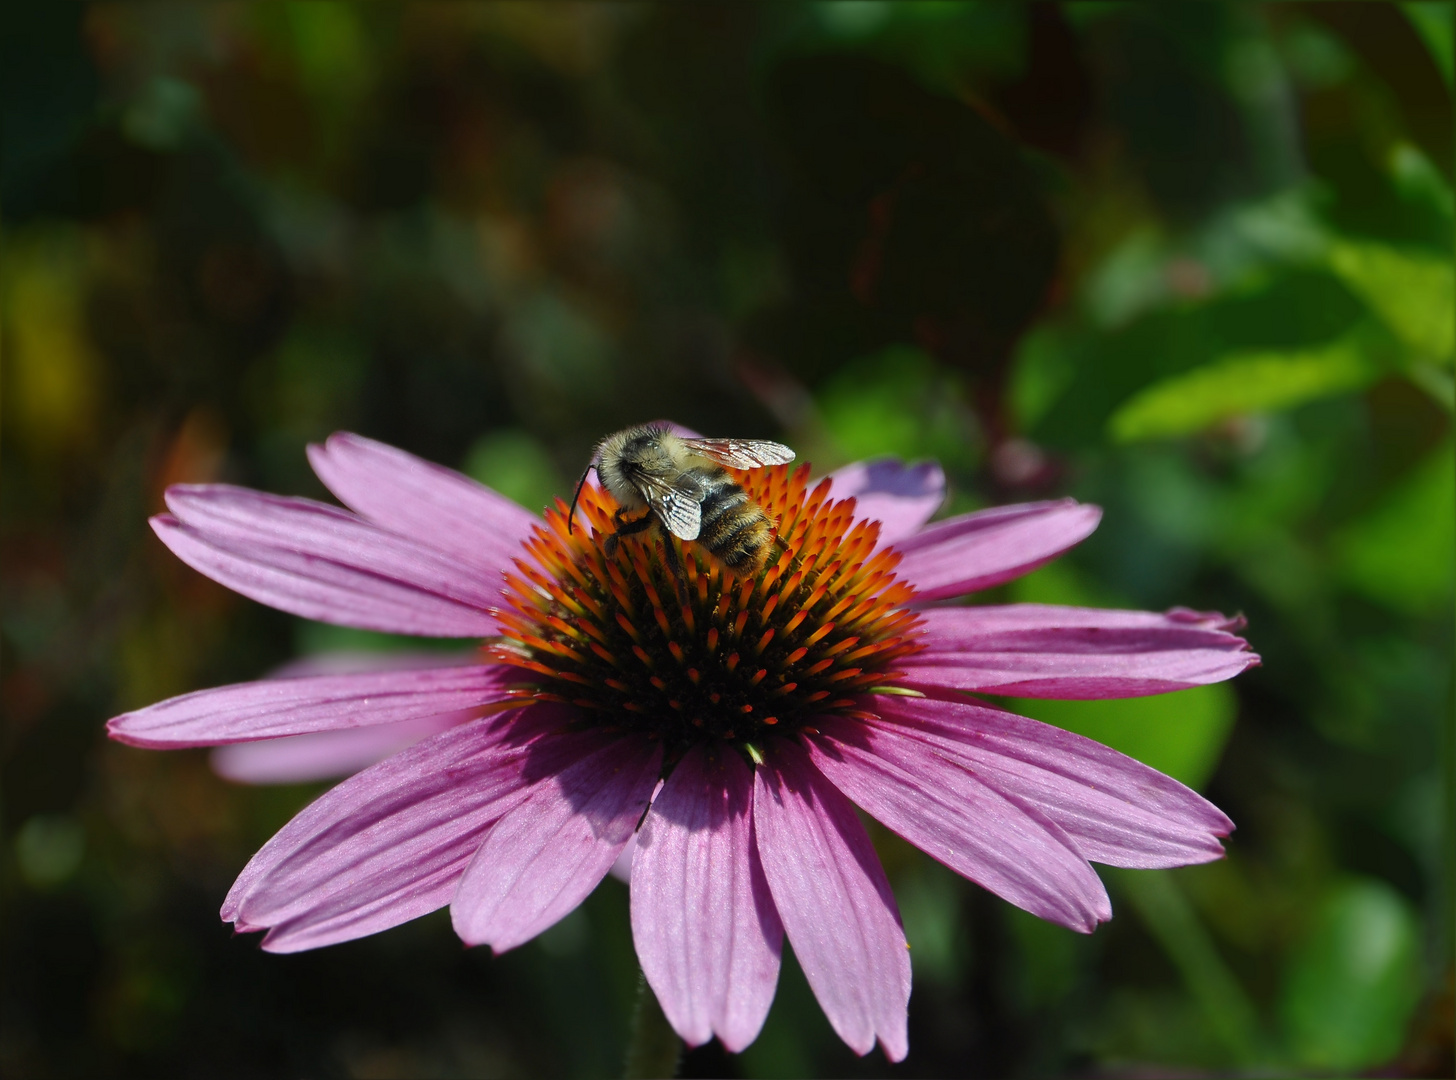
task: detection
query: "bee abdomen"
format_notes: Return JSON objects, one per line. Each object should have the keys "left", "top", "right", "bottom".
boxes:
{"left": 692, "top": 470, "right": 772, "bottom": 572}
{"left": 715, "top": 519, "right": 772, "bottom": 572}
{"left": 697, "top": 471, "right": 744, "bottom": 523}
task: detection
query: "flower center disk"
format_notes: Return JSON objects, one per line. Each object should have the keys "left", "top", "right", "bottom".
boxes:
{"left": 489, "top": 464, "right": 922, "bottom": 755}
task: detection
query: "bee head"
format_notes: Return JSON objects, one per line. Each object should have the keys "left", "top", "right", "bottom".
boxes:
{"left": 569, "top": 424, "right": 673, "bottom": 533}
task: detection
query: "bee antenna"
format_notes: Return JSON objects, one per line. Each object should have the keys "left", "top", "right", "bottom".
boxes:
{"left": 567, "top": 461, "right": 594, "bottom": 535}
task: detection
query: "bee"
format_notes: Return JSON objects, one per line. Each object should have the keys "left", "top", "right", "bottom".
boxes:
{"left": 568, "top": 424, "right": 796, "bottom": 594}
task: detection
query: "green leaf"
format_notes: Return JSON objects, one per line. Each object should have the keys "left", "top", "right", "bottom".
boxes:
{"left": 1034, "top": 270, "right": 1365, "bottom": 450}
{"left": 1010, "top": 684, "right": 1238, "bottom": 792}
{"left": 461, "top": 429, "right": 565, "bottom": 515}
{"left": 1009, "top": 324, "right": 1078, "bottom": 430}
{"left": 1280, "top": 879, "right": 1423, "bottom": 1070}
{"left": 1388, "top": 142, "right": 1455, "bottom": 226}
{"left": 1328, "top": 240, "right": 1455, "bottom": 361}
{"left": 1331, "top": 440, "right": 1455, "bottom": 615}
{"left": 817, "top": 345, "right": 978, "bottom": 468}
{"left": 1108, "top": 335, "right": 1378, "bottom": 442}
{"left": 1400, "top": 2, "right": 1454, "bottom": 91}
{"left": 280, "top": 2, "right": 372, "bottom": 105}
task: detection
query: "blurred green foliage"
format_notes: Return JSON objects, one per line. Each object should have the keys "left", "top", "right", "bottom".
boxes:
{"left": 817, "top": 346, "right": 980, "bottom": 471}
{"left": 2, "top": 3, "right": 1451, "bottom": 1078}
{"left": 1281, "top": 877, "right": 1424, "bottom": 1070}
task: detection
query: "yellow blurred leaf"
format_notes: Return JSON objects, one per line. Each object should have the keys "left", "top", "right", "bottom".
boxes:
{"left": 2, "top": 231, "right": 101, "bottom": 453}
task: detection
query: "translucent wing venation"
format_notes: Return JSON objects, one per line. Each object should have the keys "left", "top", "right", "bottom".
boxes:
{"left": 636, "top": 472, "right": 703, "bottom": 540}
{"left": 683, "top": 437, "right": 796, "bottom": 470}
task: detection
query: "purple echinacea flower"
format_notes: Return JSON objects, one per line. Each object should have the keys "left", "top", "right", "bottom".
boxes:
{"left": 109, "top": 431, "right": 1257, "bottom": 1061}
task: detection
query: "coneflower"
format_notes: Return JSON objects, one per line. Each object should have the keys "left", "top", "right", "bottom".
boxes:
{"left": 110, "top": 431, "right": 1257, "bottom": 1060}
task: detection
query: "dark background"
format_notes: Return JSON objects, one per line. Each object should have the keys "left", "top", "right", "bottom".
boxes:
{"left": 2, "top": 3, "right": 1452, "bottom": 1077}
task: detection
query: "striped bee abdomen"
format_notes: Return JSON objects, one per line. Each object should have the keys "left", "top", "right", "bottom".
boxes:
{"left": 690, "top": 466, "right": 773, "bottom": 573}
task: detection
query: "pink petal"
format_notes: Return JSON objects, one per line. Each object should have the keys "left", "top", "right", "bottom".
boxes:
{"left": 827, "top": 459, "right": 946, "bottom": 545}
{"left": 894, "top": 499, "right": 1102, "bottom": 601}
{"left": 899, "top": 603, "right": 1259, "bottom": 699}
{"left": 451, "top": 736, "right": 662, "bottom": 953}
{"left": 154, "top": 486, "right": 503, "bottom": 636}
{"left": 872, "top": 694, "right": 1232, "bottom": 869}
{"left": 752, "top": 740, "right": 910, "bottom": 1062}
{"left": 631, "top": 745, "right": 784, "bottom": 1052}
{"left": 205, "top": 651, "right": 487, "bottom": 784}
{"left": 807, "top": 718, "right": 1111, "bottom": 932}
{"left": 223, "top": 704, "right": 582, "bottom": 953}
{"left": 108, "top": 663, "right": 511, "bottom": 747}
{"left": 210, "top": 714, "right": 471, "bottom": 784}
{"left": 307, "top": 432, "right": 541, "bottom": 571}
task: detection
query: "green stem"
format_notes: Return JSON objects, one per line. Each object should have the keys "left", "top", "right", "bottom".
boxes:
{"left": 1112, "top": 867, "right": 1266, "bottom": 1064}
{"left": 623, "top": 973, "right": 683, "bottom": 1080}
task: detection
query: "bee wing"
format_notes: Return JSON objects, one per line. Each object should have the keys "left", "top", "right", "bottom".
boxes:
{"left": 636, "top": 473, "right": 703, "bottom": 541}
{"left": 681, "top": 437, "right": 796, "bottom": 470}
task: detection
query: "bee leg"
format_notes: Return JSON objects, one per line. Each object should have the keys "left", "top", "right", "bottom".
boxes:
{"left": 604, "top": 509, "right": 654, "bottom": 557}
{"left": 769, "top": 529, "right": 800, "bottom": 572}
{"left": 657, "top": 527, "right": 691, "bottom": 604}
